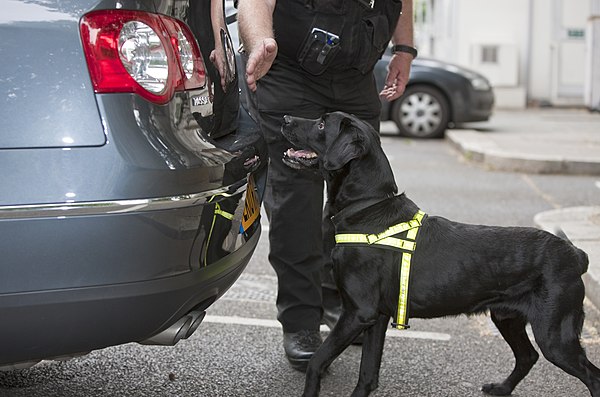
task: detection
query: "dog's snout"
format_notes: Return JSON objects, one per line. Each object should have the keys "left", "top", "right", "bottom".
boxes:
{"left": 281, "top": 115, "right": 296, "bottom": 140}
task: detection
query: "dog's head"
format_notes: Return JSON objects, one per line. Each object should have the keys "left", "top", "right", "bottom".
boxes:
{"left": 281, "top": 112, "right": 375, "bottom": 171}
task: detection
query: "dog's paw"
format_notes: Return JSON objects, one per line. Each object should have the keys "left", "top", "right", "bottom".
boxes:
{"left": 481, "top": 382, "right": 513, "bottom": 396}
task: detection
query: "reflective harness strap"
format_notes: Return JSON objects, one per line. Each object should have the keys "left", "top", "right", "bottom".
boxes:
{"left": 204, "top": 198, "right": 235, "bottom": 266}
{"left": 334, "top": 210, "right": 425, "bottom": 330}
{"left": 214, "top": 203, "right": 234, "bottom": 220}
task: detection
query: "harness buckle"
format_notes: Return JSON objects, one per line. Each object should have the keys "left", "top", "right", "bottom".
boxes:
{"left": 366, "top": 234, "right": 379, "bottom": 244}
{"left": 390, "top": 322, "right": 410, "bottom": 330}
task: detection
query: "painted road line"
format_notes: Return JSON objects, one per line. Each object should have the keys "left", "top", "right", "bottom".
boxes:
{"left": 204, "top": 315, "right": 451, "bottom": 341}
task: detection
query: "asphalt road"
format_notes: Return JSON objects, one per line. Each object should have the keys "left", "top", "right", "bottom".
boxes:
{"left": 2, "top": 121, "right": 600, "bottom": 396}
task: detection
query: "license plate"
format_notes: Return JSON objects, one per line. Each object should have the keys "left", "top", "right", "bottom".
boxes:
{"left": 241, "top": 175, "right": 260, "bottom": 232}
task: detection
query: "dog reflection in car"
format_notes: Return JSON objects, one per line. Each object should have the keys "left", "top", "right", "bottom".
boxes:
{"left": 281, "top": 111, "right": 599, "bottom": 397}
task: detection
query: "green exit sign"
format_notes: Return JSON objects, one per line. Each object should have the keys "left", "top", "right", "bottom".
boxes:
{"left": 567, "top": 29, "right": 585, "bottom": 38}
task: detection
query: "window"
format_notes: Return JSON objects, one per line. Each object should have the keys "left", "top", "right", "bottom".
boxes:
{"left": 481, "top": 45, "right": 498, "bottom": 64}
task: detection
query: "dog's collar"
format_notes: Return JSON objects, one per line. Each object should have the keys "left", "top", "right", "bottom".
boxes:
{"left": 330, "top": 193, "right": 395, "bottom": 227}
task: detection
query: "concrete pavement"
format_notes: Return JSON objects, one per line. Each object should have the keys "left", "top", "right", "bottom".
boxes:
{"left": 446, "top": 108, "right": 600, "bottom": 308}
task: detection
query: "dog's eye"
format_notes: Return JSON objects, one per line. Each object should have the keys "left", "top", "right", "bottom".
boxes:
{"left": 318, "top": 122, "right": 325, "bottom": 130}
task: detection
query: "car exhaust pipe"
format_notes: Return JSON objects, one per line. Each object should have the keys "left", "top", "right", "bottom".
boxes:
{"left": 183, "top": 310, "right": 206, "bottom": 339}
{"left": 139, "top": 310, "right": 206, "bottom": 346}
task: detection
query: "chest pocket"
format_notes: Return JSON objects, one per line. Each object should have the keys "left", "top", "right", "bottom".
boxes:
{"left": 329, "top": 0, "right": 403, "bottom": 74}
{"left": 352, "top": 14, "right": 392, "bottom": 74}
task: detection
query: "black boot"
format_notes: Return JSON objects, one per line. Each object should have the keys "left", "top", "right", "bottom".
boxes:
{"left": 283, "top": 330, "right": 323, "bottom": 372}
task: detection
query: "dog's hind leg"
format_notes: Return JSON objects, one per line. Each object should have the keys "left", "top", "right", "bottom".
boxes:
{"left": 482, "top": 309, "right": 539, "bottom": 396}
{"left": 302, "top": 309, "right": 372, "bottom": 397}
{"left": 530, "top": 281, "right": 600, "bottom": 396}
{"left": 351, "top": 314, "right": 389, "bottom": 397}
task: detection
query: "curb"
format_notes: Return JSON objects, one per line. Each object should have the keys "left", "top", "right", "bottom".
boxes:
{"left": 446, "top": 130, "right": 600, "bottom": 175}
{"left": 534, "top": 207, "right": 600, "bottom": 309}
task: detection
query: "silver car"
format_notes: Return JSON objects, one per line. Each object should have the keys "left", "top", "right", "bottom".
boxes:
{"left": 0, "top": 0, "right": 266, "bottom": 369}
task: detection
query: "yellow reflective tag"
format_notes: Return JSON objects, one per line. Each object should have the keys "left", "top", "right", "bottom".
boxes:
{"left": 242, "top": 176, "right": 260, "bottom": 231}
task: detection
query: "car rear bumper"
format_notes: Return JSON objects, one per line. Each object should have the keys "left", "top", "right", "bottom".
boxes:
{"left": 0, "top": 228, "right": 259, "bottom": 366}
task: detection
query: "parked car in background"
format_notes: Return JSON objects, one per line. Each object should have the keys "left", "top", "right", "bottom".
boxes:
{"left": 375, "top": 55, "right": 495, "bottom": 139}
{"left": 0, "top": 0, "right": 266, "bottom": 370}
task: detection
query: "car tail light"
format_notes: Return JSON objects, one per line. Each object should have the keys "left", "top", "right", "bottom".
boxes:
{"left": 80, "top": 10, "right": 206, "bottom": 105}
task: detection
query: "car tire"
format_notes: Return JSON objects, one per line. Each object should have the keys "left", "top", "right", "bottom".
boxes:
{"left": 391, "top": 85, "right": 450, "bottom": 139}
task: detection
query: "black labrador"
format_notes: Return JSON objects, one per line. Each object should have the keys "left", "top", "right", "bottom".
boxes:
{"left": 280, "top": 111, "right": 599, "bottom": 397}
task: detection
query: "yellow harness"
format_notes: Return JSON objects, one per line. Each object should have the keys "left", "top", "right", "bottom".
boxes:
{"left": 334, "top": 210, "right": 425, "bottom": 330}
{"left": 204, "top": 196, "right": 235, "bottom": 266}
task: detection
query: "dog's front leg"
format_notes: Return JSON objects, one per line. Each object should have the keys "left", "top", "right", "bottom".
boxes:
{"left": 351, "top": 314, "right": 389, "bottom": 397}
{"left": 302, "top": 310, "right": 369, "bottom": 397}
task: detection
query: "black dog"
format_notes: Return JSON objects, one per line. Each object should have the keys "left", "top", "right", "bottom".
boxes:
{"left": 280, "top": 111, "right": 599, "bottom": 397}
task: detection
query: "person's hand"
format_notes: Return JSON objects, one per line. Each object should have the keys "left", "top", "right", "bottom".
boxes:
{"left": 379, "top": 52, "right": 413, "bottom": 102}
{"left": 209, "top": 47, "right": 227, "bottom": 92}
{"left": 245, "top": 38, "right": 277, "bottom": 92}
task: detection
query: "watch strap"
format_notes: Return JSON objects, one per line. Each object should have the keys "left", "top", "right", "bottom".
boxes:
{"left": 391, "top": 44, "right": 418, "bottom": 59}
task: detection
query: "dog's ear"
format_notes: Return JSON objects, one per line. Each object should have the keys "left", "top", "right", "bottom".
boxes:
{"left": 323, "top": 117, "right": 367, "bottom": 170}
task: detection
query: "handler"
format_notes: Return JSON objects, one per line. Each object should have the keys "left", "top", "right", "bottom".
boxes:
{"left": 237, "top": 0, "right": 415, "bottom": 371}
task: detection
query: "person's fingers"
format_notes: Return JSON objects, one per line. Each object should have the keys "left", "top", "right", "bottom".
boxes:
{"left": 379, "top": 83, "right": 406, "bottom": 101}
{"left": 245, "top": 54, "right": 258, "bottom": 75}
{"left": 245, "top": 52, "right": 259, "bottom": 88}
{"left": 244, "top": 39, "right": 277, "bottom": 92}
{"left": 246, "top": 72, "right": 257, "bottom": 91}
{"left": 245, "top": 69, "right": 258, "bottom": 92}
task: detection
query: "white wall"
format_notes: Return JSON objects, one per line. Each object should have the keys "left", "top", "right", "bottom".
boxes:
{"left": 429, "top": 0, "right": 530, "bottom": 107}
{"left": 528, "top": 0, "right": 553, "bottom": 104}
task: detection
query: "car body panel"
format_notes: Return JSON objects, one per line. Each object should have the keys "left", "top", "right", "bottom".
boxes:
{"left": 0, "top": 90, "right": 237, "bottom": 206}
{"left": 0, "top": 0, "right": 106, "bottom": 148}
{"left": 0, "top": 0, "right": 266, "bottom": 367}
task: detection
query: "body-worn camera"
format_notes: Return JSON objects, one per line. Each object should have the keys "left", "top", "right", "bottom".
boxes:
{"left": 297, "top": 27, "right": 341, "bottom": 75}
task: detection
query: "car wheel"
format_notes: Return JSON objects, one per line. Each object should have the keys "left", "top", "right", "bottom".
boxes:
{"left": 391, "top": 85, "right": 450, "bottom": 139}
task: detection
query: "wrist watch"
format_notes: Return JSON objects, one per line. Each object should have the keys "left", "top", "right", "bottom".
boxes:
{"left": 391, "top": 44, "right": 418, "bottom": 59}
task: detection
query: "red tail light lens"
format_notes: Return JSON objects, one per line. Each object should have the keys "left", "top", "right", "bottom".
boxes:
{"left": 80, "top": 10, "right": 206, "bottom": 105}
{"left": 118, "top": 20, "right": 169, "bottom": 94}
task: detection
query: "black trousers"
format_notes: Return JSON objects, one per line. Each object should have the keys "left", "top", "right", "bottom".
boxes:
{"left": 255, "top": 59, "right": 381, "bottom": 333}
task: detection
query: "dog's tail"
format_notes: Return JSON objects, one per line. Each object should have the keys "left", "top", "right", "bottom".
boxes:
{"left": 554, "top": 227, "right": 589, "bottom": 275}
